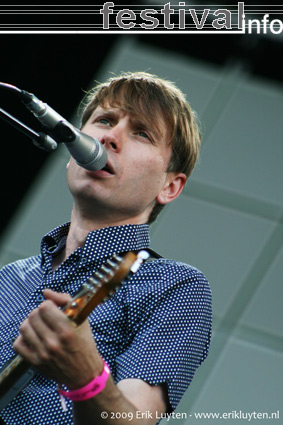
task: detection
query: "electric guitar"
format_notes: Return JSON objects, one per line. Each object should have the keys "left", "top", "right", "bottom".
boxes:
{"left": 0, "top": 250, "right": 149, "bottom": 410}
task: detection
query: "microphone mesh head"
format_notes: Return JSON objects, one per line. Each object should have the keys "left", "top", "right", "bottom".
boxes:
{"left": 78, "top": 142, "right": 108, "bottom": 171}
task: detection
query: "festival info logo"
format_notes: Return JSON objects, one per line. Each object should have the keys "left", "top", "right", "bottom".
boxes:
{"left": 0, "top": 3, "right": 282, "bottom": 34}
{"left": 99, "top": 2, "right": 282, "bottom": 34}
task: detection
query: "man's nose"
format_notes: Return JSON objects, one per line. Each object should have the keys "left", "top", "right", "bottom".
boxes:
{"left": 101, "top": 125, "right": 124, "bottom": 153}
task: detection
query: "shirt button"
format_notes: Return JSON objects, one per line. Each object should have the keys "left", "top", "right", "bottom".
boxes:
{"left": 36, "top": 294, "right": 45, "bottom": 303}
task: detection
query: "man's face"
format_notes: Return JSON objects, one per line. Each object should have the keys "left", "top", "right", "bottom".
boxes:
{"left": 67, "top": 103, "right": 184, "bottom": 225}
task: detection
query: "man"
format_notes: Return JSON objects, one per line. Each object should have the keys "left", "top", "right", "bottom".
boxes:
{"left": 0, "top": 72, "right": 212, "bottom": 425}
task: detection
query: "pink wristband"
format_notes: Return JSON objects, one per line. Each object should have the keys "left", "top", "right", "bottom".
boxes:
{"left": 58, "top": 360, "right": 110, "bottom": 402}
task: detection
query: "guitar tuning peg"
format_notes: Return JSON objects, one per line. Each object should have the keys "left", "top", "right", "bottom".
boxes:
{"left": 130, "top": 250, "right": 150, "bottom": 273}
{"left": 87, "top": 277, "right": 99, "bottom": 286}
{"left": 95, "top": 272, "right": 105, "bottom": 280}
{"left": 112, "top": 254, "right": 123, "bottom": 263}
{"left": 106, "top": 259, "right": 118, "bottom": 268}
{"left": 100, "top": 265, "right": 113, "bottom": 276}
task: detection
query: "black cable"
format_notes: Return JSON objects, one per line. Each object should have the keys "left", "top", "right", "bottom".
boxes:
{"left": 0, "top": 107, "right": 41, "bottom": 140}
{"left": 0, "top": 82, "right": 22, "bottom": 95}
{"left": 0, "top": 82, "right": 57, "bottom": 151}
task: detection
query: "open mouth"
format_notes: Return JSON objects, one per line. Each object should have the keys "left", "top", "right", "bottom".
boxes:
{"left": 101, "top": 162, "right": 114, "bottom": 174}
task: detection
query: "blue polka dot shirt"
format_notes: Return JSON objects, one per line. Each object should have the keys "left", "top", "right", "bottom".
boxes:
{"left": 0, "top": 223, "right": 212, "bottom": 425}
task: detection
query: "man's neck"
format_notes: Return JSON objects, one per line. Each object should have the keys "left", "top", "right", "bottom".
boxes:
{"left": 52, "top": 219, "right": 103, "bottom": 271}
{"left": 52, "top": 205, "right": 148, "bottom": 270}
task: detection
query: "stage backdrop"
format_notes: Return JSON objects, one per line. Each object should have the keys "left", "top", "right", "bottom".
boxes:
{"left": 0, "top": 36, "right": 282, "bottom": 424}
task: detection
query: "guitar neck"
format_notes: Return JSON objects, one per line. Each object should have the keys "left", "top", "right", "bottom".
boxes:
{"left": 0, "top": 355, "right": 33, "bottom": 410}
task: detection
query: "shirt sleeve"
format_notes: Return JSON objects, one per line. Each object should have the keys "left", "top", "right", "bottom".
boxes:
{"left": 114, "top": 259, "right": 212, "bottom": 411}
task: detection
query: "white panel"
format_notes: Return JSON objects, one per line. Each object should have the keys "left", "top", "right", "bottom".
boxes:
{"left": 95, "top": 38, "right": 222, "bottom": 115}
{"left": 191, "top": 78, "right": 283, "bottom": 206}
{"left": 150, "top": 194, "right": 275, "bottom": 318}
{"left": 186, "top": 338, "right": 282, "bottom": 423}
{"left": 240, "top": 244, "right": 283, "bottom": 338}
{"left": 0, "top": 146, "right": 73, "bottom": 261}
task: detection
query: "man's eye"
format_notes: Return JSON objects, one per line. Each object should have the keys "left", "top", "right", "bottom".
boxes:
{"left": 137, "top": 131, "right": 156, "bottom": 145}
{"left": 98, "top": 118, "right": 111, "bottom": 125}
{"left": 138, "top": 131, "right": 149, "bottom": 139}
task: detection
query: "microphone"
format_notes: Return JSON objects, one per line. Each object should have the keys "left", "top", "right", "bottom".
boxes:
{"left": 19, "top": 90, "right": 107, "bottom": 171}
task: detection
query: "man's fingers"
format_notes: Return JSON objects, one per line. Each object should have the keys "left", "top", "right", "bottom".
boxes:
{"left": 13, "top": 323, "right": 45, "bottom": 365}
{"left": 43, "top": 288, "right": 72, "bottom": 306}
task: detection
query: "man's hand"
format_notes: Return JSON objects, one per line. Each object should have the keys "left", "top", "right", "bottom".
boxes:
{"left": 13, "top": 289, "right": 103, "bottom": 389}
{"left": 13, "top": 289, "right": 168, "bottom": 425}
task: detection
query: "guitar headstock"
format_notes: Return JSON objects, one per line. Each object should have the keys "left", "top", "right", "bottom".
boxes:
{"left": 63, "top": 250, "right": 149, "bottom": 325}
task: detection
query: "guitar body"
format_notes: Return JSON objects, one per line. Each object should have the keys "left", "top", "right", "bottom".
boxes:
{"left": 0, "top": 250, "right": 148, "bottom": 410}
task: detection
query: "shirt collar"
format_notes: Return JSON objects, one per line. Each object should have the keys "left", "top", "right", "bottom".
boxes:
{"left": 40, "top": 222, "right": 150, "bottom": 268}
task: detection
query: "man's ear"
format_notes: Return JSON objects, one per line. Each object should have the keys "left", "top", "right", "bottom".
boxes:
{"left": 156, "top": 172, "right": 187, "bottom": 205}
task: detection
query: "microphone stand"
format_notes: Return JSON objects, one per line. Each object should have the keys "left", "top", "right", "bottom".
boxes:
{"left": 0, "top": 107, "right": 57, "bottom": 152}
